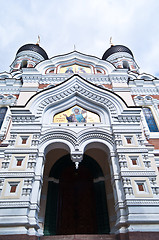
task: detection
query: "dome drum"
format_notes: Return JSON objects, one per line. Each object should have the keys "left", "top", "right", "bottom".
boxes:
{"left": 10, "top": 43, "right": 48, "bottom": 72}
{"left": 102, "top": 44, "right": 138, "bottom": 72}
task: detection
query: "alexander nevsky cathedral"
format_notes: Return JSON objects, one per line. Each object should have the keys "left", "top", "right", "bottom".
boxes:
{"left": 0, "top": 40, "right": 159, "bottom": 240}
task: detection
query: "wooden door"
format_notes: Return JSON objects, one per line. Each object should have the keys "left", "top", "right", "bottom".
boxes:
{"left": 57, "top": 165, "right": 97, "bottom": 235}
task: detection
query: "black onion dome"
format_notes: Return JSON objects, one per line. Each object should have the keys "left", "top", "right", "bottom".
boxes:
{"left": 16, "top": 44, "right": 48, "bottom": 60}
{"left": 102, "top": 45, "right": 133, "bottom": 60}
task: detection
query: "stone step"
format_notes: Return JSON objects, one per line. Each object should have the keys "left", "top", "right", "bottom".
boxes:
{"left": 40, "top": 234, "right": 116, "bottom": 240}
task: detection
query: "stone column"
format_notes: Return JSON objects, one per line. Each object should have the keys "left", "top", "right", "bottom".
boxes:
{"left": 110, "top": 152, "right": 127, "bottom": 234}
{"left": 28, "top": 153, "right": 44, "bottom": 235}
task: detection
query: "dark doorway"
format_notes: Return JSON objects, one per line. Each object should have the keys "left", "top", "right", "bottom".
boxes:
{"left": 57, "top": 164, "right": 97, "bottom": 234}
{"left": 44, "top": 154, "right": 110, "bottom": 236}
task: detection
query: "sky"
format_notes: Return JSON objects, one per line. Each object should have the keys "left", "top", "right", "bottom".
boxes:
{"left": 0, "top": 0, "right": 159, "bottom": 76}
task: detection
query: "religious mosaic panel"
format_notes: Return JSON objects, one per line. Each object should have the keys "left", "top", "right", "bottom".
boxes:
{"left": 60, "top": 64, "right": 91, "bottom": 74}
{"left": 53, "top": 105, "right": 100, "bottom": 123}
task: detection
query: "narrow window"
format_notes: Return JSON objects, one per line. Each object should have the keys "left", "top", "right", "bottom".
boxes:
{"left": 125, "top": 136, "right": 133, "bottom": 144}
{"left": 132, "top": 159, "right": 137, "bottom": 165}
{"left": 10, "top": 185, "right": 17, "bottom": 193}
{"left": 21, "top": 136, "right": 28, "bottom": 144}
{"left": 137, "top": 183, "right": 144, "bottom": 191}
{"left": 130, "top": 156, "right": 139, "bottom": 166}
{"left": 143, "top": 107, "right": 159, "bottom": 132}
{"left": 17, "top": 159, "right": 23, "bottom": 166}
{"left": 21, "top": 60, "right": 28, "bottom": 68}
{"left": 97, "top": 69, "right": 102, "bottom": 73}
{"left": 0, "top": 107, "right": 7, "bottom": 129}
{"left": 49, "top": 69, "right": 54, "bottom": 73}
{"left": 123, "top": 61, "right": 130, "bottom": 70}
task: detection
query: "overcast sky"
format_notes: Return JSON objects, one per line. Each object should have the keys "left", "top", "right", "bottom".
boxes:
{"left": 0, "top": 0, "right": 159, "bottom": 76}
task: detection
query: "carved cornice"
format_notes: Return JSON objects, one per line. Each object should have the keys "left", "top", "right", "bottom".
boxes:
{"left": 117, "top": 115, "right": 141, "bottom": 123}
{"left": 26, "top": 75, "right": 111, "bottom": 85}
{"left": 120, "top": 171, "right": 156, "bottom": 177}
{"left": 117, "top": 148, "right": 148, "bottom": 153}
{"left": 4, "top": 149, "right": 38, "bottom": 154}
{"left": 0, "top": 172, "right": 35, "bottom": 178}
{"left": 125, "top": 199, "right": 159, "bottom": 206}
{"left": 131, "top": 88, "right": 158, "bottom": 95}
{"left": 0, "top": 201, "right": 30, "bottom": 208}
{"left": 12, "top": 115, "right": 36, "bottom": 123}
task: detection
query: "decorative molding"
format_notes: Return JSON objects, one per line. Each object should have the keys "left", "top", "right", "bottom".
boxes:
{"left": 22, "top": 179, "right": 33, "bottom": 196}
{"left": 27, "top": 155, "right": 37, "bottom": 169}
{"left": 39, "top": 129, "right": 114, "bottom": 147}
{"left": 122, "top": 177, "right": 134, "bottom": 196}
{"left": 4, "top": 149, "right": 38, "bottom": 154}
{"left": 71, "top": 153, "right": 83, "bottom": 163}
{"left": 37, "top": 75, "right": 111, "bottom": 85}
{"left": 12, "top": 115, "right": 36, "bottom": 123}
{"left": 36, "top": 82, "right": 117, "bottom": 116}
{"left": 0, "top": 172, "right": 35, "bottom": 178}
{"left": 40, "top": 131, "right": 77, "bottom": 147}
{"left": 125, "top": 199, "right": 159, "bottom": 205}
{"left": 131, "top": 88, "right": 159, "bottom": 95}
{"left": 118, "top": 154, "right": 128, "bottom": 168}
{"left": 117, "top": 115, "right": 141, "bottom": 123}
{"left": 117, "top": 148, "right": 148, "bottom": 153}
{"left": 0, "top": 179, "right": 4, "bottom": 196}
{"left": 134, "top": 95, "right": 159, "bottom": 107}
{"left": 109, "top": 75, "right": 128, "bottom": 83}
{"left": 121, "top": 171, "right": 156, "bottom": 177}
{"left": 0, "top": 201, "right": 30, "bottom": 208}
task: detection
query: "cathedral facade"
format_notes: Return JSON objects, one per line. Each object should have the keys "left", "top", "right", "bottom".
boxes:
{"left": 0, "top": 42, "right": 159, "bottom": 240}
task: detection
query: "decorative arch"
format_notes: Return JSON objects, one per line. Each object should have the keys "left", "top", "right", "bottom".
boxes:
{"left": 43, "top": 154, "right": 110, "bottom": 236}
{"left": 39, "top": 128, "right": 114, "bottom": 160}
{"left": 35, "top": 51, "right": 115, "bottom": 75}
{"left": 24, "top": 75, "right": 127, "bottom": 125}
{"left": 38, "top": 135, "right": 116, "bottom": 236}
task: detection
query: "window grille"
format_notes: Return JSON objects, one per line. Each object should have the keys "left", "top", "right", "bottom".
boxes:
{"left": 143, "top": 107, "right": 159, "bottom": 132}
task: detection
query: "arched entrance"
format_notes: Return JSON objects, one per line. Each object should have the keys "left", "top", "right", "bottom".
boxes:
{"left": 44, "top": 154, "right": 110, "bottom": 236}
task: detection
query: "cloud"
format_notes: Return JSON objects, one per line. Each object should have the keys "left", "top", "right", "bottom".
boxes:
{"left": 0, "top": 0, "right": 159, "bottom": 76}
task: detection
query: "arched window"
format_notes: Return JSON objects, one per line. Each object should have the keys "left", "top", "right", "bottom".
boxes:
{"left": 21, "top": 60, "right": 28, "bottom": 68}
{"left": 123, "top": 61, "right": 130, "bottom": 70}
{"left": 0, "top": 107, "right": 7, "bottom": 129}
{"left": 143, "top": 107, "right": 159, "bottom": 132}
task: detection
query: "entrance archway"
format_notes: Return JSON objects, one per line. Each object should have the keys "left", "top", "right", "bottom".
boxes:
{"left": 44, "top": 154, "right": 110, "bottom": 236}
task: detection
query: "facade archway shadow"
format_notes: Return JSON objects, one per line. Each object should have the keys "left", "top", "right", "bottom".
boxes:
{"left": 43, "top": 154, "right": 110, "bottom": 236}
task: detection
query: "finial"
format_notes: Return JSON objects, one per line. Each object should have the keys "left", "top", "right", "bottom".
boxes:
{"left": 75, "top": 162, "right": 79, "bottom": 169}
{"left": 36, "top": 35, "right": 40, "bottom": 45}
{"left": 110, "top": 37, "right": 114, "bottom": 46}
{"left": 74, "top": 44, "right": 76, "bottom": 51}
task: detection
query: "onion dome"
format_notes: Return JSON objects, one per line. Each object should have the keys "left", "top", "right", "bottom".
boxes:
{"left": 102, "top": 45, "right": 133, "bottom": 60}
{"left": 16, "top": 43, "right": 48, "bottom": 60}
